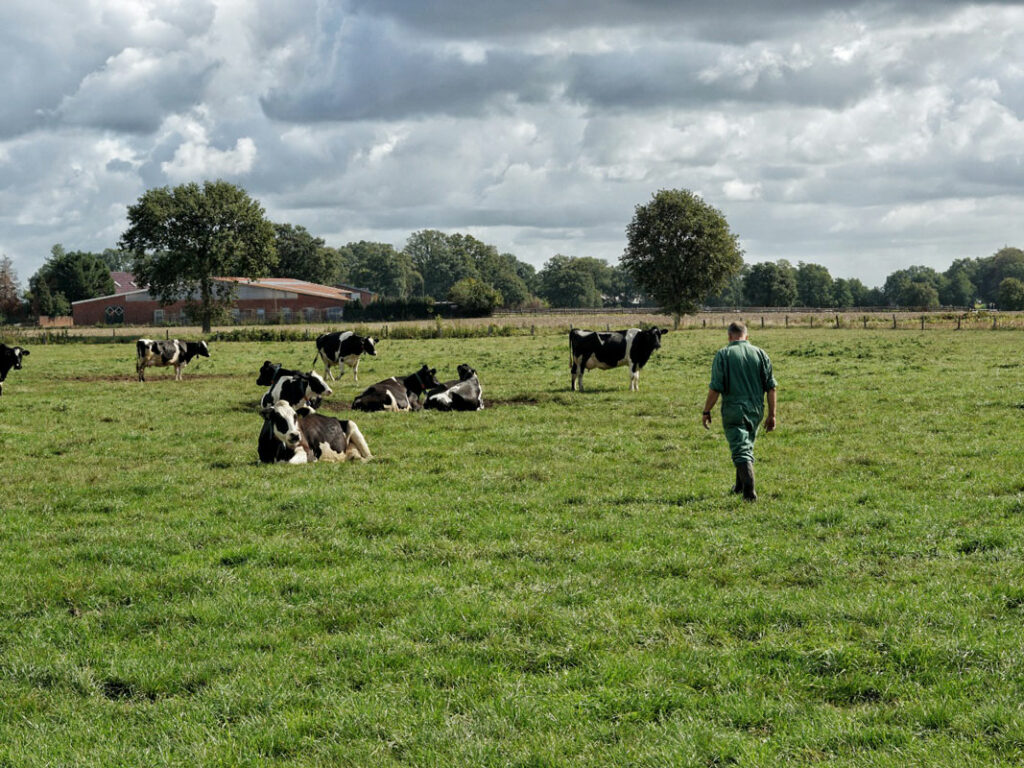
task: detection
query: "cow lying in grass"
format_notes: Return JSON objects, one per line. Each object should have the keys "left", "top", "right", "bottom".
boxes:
{"left": 258, "top": 401, "right": 372, "bottom": 464}
{"left": 351, "top": 364, "right": 441, "bottom": 412}
{"left": 256, "top": 360, "right": 332, "bottom": 408}
{"left": 424, "top": 364, "right": 484, "bottom": 411}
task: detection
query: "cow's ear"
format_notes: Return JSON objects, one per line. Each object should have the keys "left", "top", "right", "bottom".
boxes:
{"left": 296, "top": 405, "right": 315, "bottom": 417}
{"left": 21, "top": 349, "right": 30, "bottom": 356}
{"left": 430, "top": 368, "right": 437, "bottom": 375}
{"left": 658, "top": 328, "right": 668, "bottom": 336}
{"left": 260, "top": 406, "right": 275, "bottom": 418}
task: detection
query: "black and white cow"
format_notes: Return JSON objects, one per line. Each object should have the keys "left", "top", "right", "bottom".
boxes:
{"left": 351, "top": 365, "right": 441, "bottom": 412}
{"left": 258, "top": 400, "right": 372, "bottom": 464}
{"left": 313, "top": 331, "right": 378, "bottom": 382}
{"left": 569, "top": 327, "right": 667, "bottom": 391}
{"left": 256, "top": 360, "right": 332, "bottom": 408}
{"left": 0, "top": 343, "right": 29, "bottom": 397}
{"left": 136, "top": 338, "right": 209, "bottom": 381}
{"left": 424, "top": 364, "right": 484, "bottom": 411}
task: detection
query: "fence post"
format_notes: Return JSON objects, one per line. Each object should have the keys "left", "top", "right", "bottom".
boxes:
{"left": 863, "top": 316, "right": 868, "bottom": 329}
{"left": 957, "top": 316, "right": 961, "bottom": 330}
{"left": 993, "top": 316, "right": 998, "bottom": 330}
{"left": 702, "top": 318, "right": 706, "bottom": 328}
{"left": 761, "top": 316, "right": 765, "bottom": 329}
{"left": 784, "top": 315, "right": 788, "bottom": 328}
{"left": 920, "top": 316, "right": 925, "bottom": 331}
{"left": 810, "top": 316, "right": 814, "bottom": 328}
{"left": 835, "top": 314, "right": 840, "bottom": 329}
{"left": 892, "top": 314, "right": 897, "bottom": 329}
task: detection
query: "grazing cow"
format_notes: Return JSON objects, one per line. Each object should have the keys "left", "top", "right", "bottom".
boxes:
{"left": 425, "top": 364, "right": 484, "bottom": 411}
{"left": 258, "top": 401, "right": 372, "bottom": 464}
{"left": 569, "top": 327, "right": 667, "bottom": 391}
{"left": 351, "top": 365, "right": 441, "bottom": 412}
{"left": 0, "top": 343, "right": 29, "bottom": 397}
{"left": 313, "top": 331, "right": 378, "bottom": 382}
{"left": 256, "top": 360, "right": 332, "bottom": 408}
{"left": 136, "top": 339, "right": 209, "bottom": 381}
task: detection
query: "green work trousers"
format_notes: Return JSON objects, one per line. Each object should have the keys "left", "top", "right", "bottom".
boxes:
{"left": 722, "top": 400, "right": 763, "bottom": 466}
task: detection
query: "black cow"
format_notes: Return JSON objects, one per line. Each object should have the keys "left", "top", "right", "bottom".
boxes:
{"left": 351, "top": 365, "right": 441, "bottom": 412}
{"left": 256, "top": 361, "right": 332, "bottom": 408}
{"left": 569, "top": 327, "right": 667, "bottom": 391}
{"left": 259, "top": 401, "right": 372, "bottom": 464}
{"left": 136, "top": 338, "right": 209, "bottom": 381}
{"left": 424, "top": 364, "right": 484, "bottom": 411}
{"left": 313, "top": 331, "right": 378, "bottom": 382}
{"left": 0, "top": 343, "right": 29, "bottom": 397}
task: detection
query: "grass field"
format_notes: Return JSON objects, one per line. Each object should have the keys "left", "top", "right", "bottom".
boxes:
{"left": 0, "top": 329, "right": 1022, "bottom": 766}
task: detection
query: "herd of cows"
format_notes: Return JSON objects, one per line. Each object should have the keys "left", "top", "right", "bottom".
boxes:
{"left": 0, "top": 325, "right": 668, "bottom": 464}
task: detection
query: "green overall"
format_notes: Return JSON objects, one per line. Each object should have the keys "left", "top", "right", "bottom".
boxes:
{"left": 710, "top": 340, "right": 777, "bottom": 466}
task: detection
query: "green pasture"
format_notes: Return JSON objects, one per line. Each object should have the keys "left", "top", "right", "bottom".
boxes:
{"left": 0, "top": 329, "right": 1022, "bottom": 766}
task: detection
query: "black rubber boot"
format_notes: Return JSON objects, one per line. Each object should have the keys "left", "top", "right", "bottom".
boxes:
{"left": 739, "top": 462, "right": 757, "bottom": 501}
{"left": 731, "top": 465, "right": 743, "bottom": 494}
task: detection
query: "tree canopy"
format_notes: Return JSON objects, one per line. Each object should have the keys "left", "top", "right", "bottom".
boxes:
{"left": 120, "top": 180, "right": 277, "bottom": 333}
{"left": 27, "top": 244, "right": 114, "bottom": 317}
{"left": 621, "top": 189, "right": 743, "bottom": 320}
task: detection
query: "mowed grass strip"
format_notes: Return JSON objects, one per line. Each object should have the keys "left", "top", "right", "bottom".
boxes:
{"left": 0, "top": 330, "right": 1022, "bottom": 766}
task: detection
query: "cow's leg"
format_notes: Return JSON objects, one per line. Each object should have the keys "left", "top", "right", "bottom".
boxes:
{"left": 351, "top": 359, "right": 359, "bottom": 383}
{"left": 570, "top": 359, "right": 578, "bottom": 391}
{"left": 630, "top": 364, "right": 640, "bottom": 391}
{"left": 325, "top": 359, "right": 336, "bottom": 381}
{"left": 137, "top": 360, "right": 146, "bottom": 382}
{"left": 175, "top": 364, "right": 183, "bottom": 381}
{"left": 344, "top": 421, "right": 372, "bottom": 459}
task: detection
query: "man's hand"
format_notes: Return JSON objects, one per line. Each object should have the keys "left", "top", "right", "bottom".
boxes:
{"left": 702, "top": 411, "right": 712, "bottom": 430}
{"left": 765, "top": 414, "right": 776, "bottom": 432}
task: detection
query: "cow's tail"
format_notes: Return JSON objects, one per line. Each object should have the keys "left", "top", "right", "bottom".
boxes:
{"left": 311, "top": 346, "right": 321, "bottom": 372}
{"left": 343, "top": 420, "right": 373, "bottom": 459}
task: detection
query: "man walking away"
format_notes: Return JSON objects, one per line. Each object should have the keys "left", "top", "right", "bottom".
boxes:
{"left": 702, "top": 321, "right": 777, "bottom": 501}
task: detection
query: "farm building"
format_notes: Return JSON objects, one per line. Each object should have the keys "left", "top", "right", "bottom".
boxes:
{"left": 71, "top": 275, "right": 376, "bottom": 326}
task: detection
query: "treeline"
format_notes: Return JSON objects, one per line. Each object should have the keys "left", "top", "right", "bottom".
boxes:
{"left": 708, "top": 247, "right": 1024, "bottom": 310}
{"left": 1, "top": 226, "right": 644, "bottom": 323}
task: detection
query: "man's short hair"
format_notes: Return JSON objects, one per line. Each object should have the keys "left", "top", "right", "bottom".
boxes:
{"left": 728, "top": 321, "right": 747, "bottom": 337}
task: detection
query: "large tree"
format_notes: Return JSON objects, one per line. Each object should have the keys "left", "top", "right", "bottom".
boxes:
{"left": 404, "top": 230, "right": 478, "bottom": 300}
{"left": 795, "top": 262, "right": 834, "bottom": 307}
{"left": 744, "top": 260, "right": 797, "bottom": 307}
{"left": 120, "top": 181, "right": 277, "bottom": 332}
{"left": 272, "top": 223, "right": 338, "bottom": 285}
{"left": 621, "top": 189, "right": 743, "bottom": 322}
{"left": 537, "top": 255, "right": 603, "bottom": 308}
{"left": 997, "top": 277, "right": 1024, "bottom": 310}
{"left": 27, "top": 244, "right": 115, "bottom": 317}
{"left": 341, "top": 241, "right": 421, "bottom": 299}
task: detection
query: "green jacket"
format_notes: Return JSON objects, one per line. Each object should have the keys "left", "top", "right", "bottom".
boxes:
{"left": 709, "top": 340, "right": 777, "bottom": 407}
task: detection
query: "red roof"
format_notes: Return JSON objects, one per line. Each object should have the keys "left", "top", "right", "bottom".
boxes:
{"left": 110, "top": 271, "right": 143, "bottom": 294}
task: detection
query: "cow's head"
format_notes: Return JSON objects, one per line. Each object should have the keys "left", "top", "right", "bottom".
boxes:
{"left": 418, "top": 365, "right": 441, "bottom": 390}
{"left": 306, "top": 370, "right": 332, "bottom": 397}
{"left": 197, "top": 341, "right": 210, "bottom": 358}
{"left": 646, "top": 327, "right": 667, "bottom": 349}
{"left": 362, "top": 337, "right": 378, "bottom": 356}
{"left": 12, "top": 347, "right": 28, "bottom": 369}
{"left": 257, "top": 360, "right": 281, "bottom": 387}
{"left": 456, "top": 363, "right": 476, "bottom": 381}
{"left": 261, "top": 401, "right": 315, "bottom": 448}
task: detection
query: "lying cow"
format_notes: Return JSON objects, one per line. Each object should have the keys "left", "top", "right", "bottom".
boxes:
{"left": 351, "top": 364, "right": 441, "bottom": 412}
{"left": 259, "top": 400, "right": 372, "bottom": 464}
{"left": 137, "top": 338, "right": 209, "bottom": 381}
{"left": 256, "top": 360, "right": 332, "bottom": 408}
{"left": 313, "top": 331, "right": 378, "bottom": 382}
{"left": 0, "top": 343, "right": 29, "bottom": 397}
{"left": 569, "top": 327, "right": 667, "bottom": 391}
{"left": 424, "top": 364, "right": 484, "bottom": 411}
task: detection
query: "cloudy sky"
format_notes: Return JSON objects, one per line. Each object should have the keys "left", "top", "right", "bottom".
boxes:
{"left": 2, "top": 0, "right": 1023, "bottom": 288}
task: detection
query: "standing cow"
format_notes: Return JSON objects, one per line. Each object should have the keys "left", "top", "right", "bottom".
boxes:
{"left": 569, "top": 327, "right": 667, "bottom": 391}
{"left": 312, "top": 331, "right": 378, "bottom": 382}
{"left": 0, "top": 343, "right": 29, "bottom": 397}
{"left": 136, "top": 339, "right": 209, "bottom": 381}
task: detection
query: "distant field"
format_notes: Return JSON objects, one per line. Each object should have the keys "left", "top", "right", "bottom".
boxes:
{"left": 0, "top": 330, "right": 1022, "bottom": 766}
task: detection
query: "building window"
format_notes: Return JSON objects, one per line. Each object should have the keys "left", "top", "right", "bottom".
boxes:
{"left": 326, "top": 306, "right": 343, "bottom": 322}
{"left": 104, "top": 305, "right": 124, "bottom": 324}
{"left": 256, "top": 308, "right": 266, "bottom": 323}
{"left": 153, "top": 309, "right": 165, "bottom": 324}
